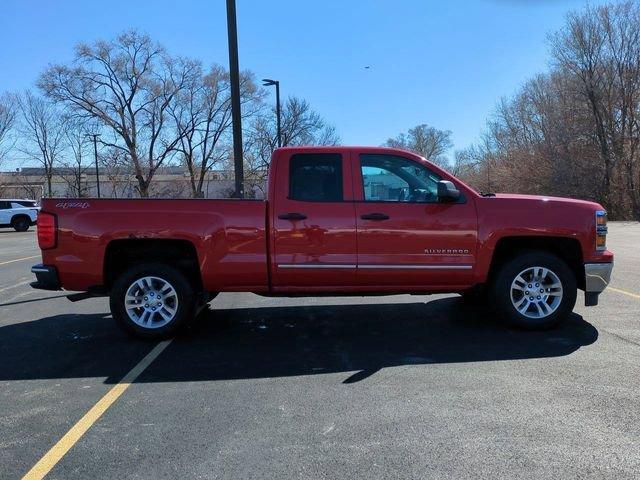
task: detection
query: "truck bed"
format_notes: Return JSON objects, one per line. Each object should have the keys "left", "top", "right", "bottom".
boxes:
{"left": 40, "top": 198, "right": 269, "bottom": 292}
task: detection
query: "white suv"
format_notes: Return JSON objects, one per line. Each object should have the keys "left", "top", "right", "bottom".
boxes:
{"left": 0, "top": 199, "right": 40, "bottom": 231}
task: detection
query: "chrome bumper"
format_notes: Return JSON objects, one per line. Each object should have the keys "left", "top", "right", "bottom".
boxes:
{"left": 583, "top": 262, "right": 613, "bottom": 307}
{"left": 585, "top": 262, "right": 613, "bottom": 293}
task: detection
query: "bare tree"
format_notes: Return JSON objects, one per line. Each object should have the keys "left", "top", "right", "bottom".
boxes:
{"left": 101, "top": 147, "right": 135, "bottom": 198}
{"left": 59, "top": 116, "right": 93, "bottom": 197}
{"left": 241, "top": 96, "right": 340, "bottom": 196}
{"left": 278, "top": 97, "right": 339, "bottom": 147}
{"left": 38, "top": 30, "right": 200, "bottom": 197}
{"left": 0, "top": 93, "right": 18, "bottom": 166}
{"left": 455, "top": 1, "right": 640, "bottom": 220}
{"left": 549, "top": 1, "right": 640, "bottom": 216}
{"left": 385, "top": 124, "right": 453, "bottom": 168}
{"left": 451, "top": 147, "right": 483, "bottom": 185}
{"left": 18, "top": 91, "right": 65, "bottom": 196}
{"left": 170, "top": 65, "right": 263, "bottom": 197}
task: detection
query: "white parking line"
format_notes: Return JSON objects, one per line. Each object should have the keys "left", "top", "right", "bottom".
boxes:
{"left": 0, "top": 280, "right": 31, "bottom": 294}
{"left": 0, "top": 255, "right": 40, "bottom": 266}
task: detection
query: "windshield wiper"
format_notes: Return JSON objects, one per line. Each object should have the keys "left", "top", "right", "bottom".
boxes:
{"left": 480, "top": 192, "right": 496, "bottom": 197}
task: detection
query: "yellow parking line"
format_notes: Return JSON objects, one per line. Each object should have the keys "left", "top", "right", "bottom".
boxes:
{"left": 609, "top": 287, "right": 640, "bottom": 300}
{"left": 22, "top": 340, "right": 173, "bottom": 480}
{"left": 0, "top": 255, "right": 40, "bottom": 266}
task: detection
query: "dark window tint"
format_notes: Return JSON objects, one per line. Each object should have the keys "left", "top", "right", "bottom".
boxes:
{"left": 0, "top": 201, "right": 10, "bottom": 210}
{"left": 289, "top": 153, "right": 343, "bottom": 202}
{"left": 16, "top": 201, "right": 37, "bottom": 207}
{"left": 360, "top": 154, "right": 441, "bottom": 203}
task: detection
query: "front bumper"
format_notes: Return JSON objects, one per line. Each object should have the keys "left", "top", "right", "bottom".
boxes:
{"left": 583, "top": 262, "right": 613, "bottom": 306}
{"left": 30, "top": 264, "right": 61, "bottom": 291}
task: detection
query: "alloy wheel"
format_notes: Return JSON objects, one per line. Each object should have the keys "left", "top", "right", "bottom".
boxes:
{"left": 124, "top": 276, "right": 179, "bottom": 329}
{"left": 510, "top": 266, "right": 563, "bottom": 319}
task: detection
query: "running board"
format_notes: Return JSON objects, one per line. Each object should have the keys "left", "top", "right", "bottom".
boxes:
{"left": 67, "top": 292, "right": 100, "bottom": 302}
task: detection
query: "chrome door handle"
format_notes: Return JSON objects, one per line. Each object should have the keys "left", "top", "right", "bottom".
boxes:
{"left": 278, "top": 212, "right": 307, "bottom": 220}
{"left": 360, "top": 213, "right": 390, "bottom": 221}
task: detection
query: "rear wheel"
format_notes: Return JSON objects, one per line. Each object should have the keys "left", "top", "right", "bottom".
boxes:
{"left": 12, "top": 216, "right": 30, "bottom": 232}
{"left": 491, "top": 251, "right": 577, "bottom": 330}
{"left": 110, "top": 263, "right": 197, "bottom": 339}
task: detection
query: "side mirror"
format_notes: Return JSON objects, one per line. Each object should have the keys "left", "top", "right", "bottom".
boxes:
{"left": 437, "top": 180, "right": 460, "bottom": 202}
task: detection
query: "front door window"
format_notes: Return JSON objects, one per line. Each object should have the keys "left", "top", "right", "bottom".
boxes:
{"left": 361, "top": 154, "right": 441, "bottom": 203}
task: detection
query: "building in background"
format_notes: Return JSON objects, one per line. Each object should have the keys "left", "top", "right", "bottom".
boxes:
{"left": 0, "top": 166, "right": 266, "bottom": 200}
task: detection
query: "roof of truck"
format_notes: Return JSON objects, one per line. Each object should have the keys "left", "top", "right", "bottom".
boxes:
{"left": 274, "top": 145, "right": 416, "bottom": 154}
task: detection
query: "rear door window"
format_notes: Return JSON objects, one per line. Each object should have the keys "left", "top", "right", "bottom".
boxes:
{"left": 289, "top": 153, "right": 343, "bottom": 202}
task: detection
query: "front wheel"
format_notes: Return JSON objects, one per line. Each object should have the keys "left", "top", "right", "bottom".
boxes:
{"left": 491, "top": 251, "right": 577, "bottom": 330}
{"left": 110, "top": 263, "right": 197, "bottom": 339}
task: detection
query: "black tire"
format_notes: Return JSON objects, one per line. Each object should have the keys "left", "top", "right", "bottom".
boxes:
{"left": 12, "top": 216, "right": 30, "bottom": 232}
{"left": 110, "top": 263, "right": 197, "bottom": 340}
{"left": 490, "top": 251, "right": 577, "bottom": 330}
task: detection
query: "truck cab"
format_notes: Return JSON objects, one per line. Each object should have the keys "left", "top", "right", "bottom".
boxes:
{"left": 268, "top": 147, "right": 477, "bottom": 291}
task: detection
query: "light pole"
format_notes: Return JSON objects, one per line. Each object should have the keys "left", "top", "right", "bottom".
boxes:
{"left": 226, "top": 0, "right": 244, "bottom": 198}
{"left": 262, "top": 78, "right": 281, "bottom": 147}
{"left": 86, "top": 133, "right": 101, "bottom": 198}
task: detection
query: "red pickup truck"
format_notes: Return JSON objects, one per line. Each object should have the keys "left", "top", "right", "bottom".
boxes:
{"left": 31, "top": 146, "right": 613, "bottom": 339}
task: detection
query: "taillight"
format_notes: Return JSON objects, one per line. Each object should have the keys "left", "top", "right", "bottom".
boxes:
{"left": 595, "top": 210, "right": 607, "bottom": 251}
{"left": 37, "top": 212, "right": 57, "bottom": 250}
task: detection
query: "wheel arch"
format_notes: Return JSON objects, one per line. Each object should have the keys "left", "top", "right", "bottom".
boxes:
{"left": 103, "top": 239, "right": 203, "bottom": 292}
{"left": 487, "top": 236, "right": 584, "bottom": 290}
{"left": 10, "top": 213, "right": 31, "bottom": 224}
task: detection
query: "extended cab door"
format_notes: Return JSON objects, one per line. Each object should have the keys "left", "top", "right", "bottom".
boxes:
{"left": 271, "top": 151, "right": 357, "bottom": 288}
{"left": 353, "top": 151, "right": 478, "bottom": 288}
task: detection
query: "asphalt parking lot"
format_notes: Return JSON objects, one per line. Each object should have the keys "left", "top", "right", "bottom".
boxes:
{"left": 1, "top": 224, "right": 639, "bottom": 479}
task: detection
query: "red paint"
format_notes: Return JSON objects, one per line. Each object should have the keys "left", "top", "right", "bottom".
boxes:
{"left": 270, "top": 149, "right": 357, "bottom": 287}
{"left": 351, "top": 148, "right": 478, "bottom": 287}
{"left": 37, "top": 146, "right": 613, "bottom": 294}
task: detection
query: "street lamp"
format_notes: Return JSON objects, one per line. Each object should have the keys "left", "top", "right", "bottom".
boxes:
{"left": 262, "top": 78, "right": 282, "bottom": 148}
{"left": 85, "top": 133, "right": 101, "bottom": 198}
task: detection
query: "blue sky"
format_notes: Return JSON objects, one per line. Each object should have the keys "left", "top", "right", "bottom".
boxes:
{"left": 0, "top": 0, "right": 610, "bottom": 164}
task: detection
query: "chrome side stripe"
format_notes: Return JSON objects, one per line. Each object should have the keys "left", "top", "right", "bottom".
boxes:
{"left": 277, "top": 264, "right": 472, "bottom": 270}
{"left": 278, "top": 264, "right": 356, "bottom": 269}
{"left": 358, "top": 264, "right": 472, "bottom": 270}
